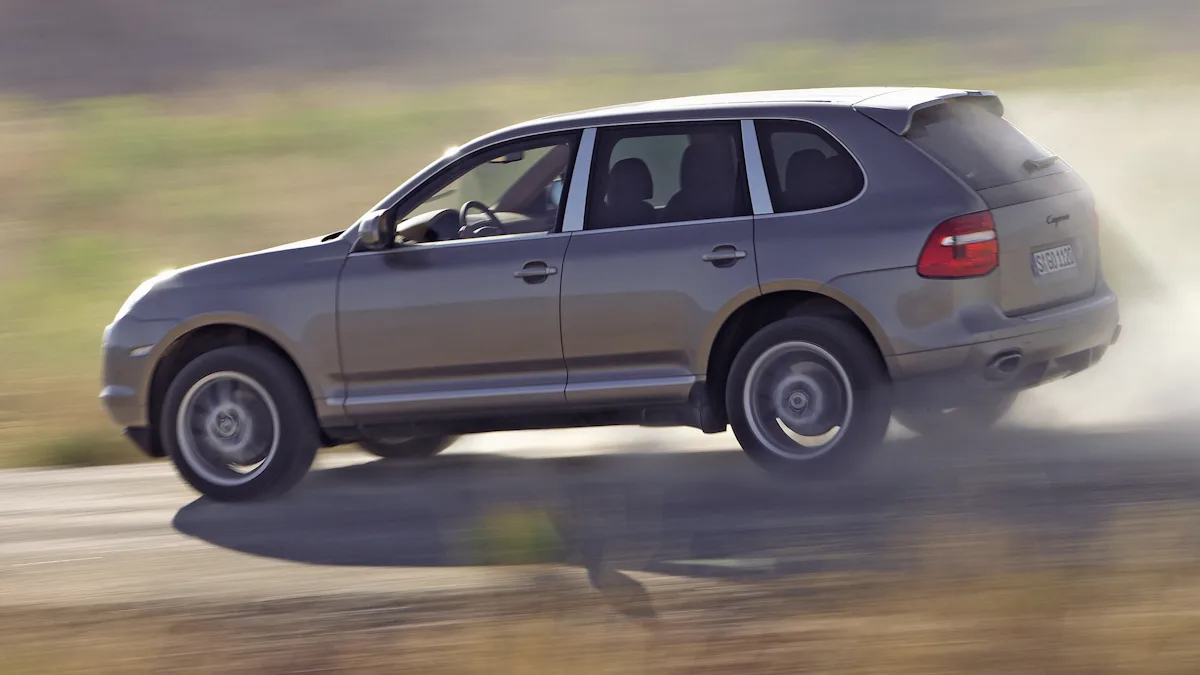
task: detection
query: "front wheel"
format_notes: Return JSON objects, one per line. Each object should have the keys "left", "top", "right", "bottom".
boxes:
{"left": 358, "top": 436, "right": 458, "bottom": 460}
{"left": 726, "top": 316, "right": 892, "bottom": 477}
{"left": 160, "top": 346, "right": 319, "bottom": 502}
{"left": 893, "top": 394, "right": 1017, "bottom": 437}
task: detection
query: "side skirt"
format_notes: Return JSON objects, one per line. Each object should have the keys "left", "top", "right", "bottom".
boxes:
{"left": 322, "top": 382, "right": 726, "bottom": 445}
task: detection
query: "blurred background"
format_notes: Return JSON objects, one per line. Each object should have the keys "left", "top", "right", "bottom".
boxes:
{"left": 3, "top": 1, "right": 1200, "bottom": 672}
{"left": 0, "top": 0, "right": 1197, "bottom": 465}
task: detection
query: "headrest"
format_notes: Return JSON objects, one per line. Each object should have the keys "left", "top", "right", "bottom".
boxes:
{"left": 607, "top": 158, "right": 653, "bottom": 203}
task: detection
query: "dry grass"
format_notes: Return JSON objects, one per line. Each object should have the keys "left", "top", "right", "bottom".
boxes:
{"left": 4, "top": 507, "right": 1200, "bottom": 674}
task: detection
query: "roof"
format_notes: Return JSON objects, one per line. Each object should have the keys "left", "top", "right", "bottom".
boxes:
{"left": 367, "top": 85, "right": 1001, "bottom": 220}
{"left": 461, "top": 87, "right": 1000, "bottom": 152}
{"left": 533, "top": 87, "right": 902, "bottom": 124}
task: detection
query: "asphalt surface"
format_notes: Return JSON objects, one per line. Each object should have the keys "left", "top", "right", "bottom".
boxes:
{"left": 3, "top": 414, "right": 1199, "bottom": 609}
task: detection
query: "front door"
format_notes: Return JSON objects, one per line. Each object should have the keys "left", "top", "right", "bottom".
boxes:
{"left": 559, "top": 121, "right": 761, "bottom": 406}
{"left": 337, "top": 132, "right": 580, "bottom": 422}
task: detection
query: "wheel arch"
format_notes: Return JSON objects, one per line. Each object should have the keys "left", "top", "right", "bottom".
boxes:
{"left": 144, "top": 320, "right": 324, "bottom": 456}
{"left": 703, "top": 288, "right": 890, "bottom": 423}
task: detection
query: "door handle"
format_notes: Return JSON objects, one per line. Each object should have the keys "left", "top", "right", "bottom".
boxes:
{"left": 514, "top": 262, "right": 558, "bottom": 280}
{"left": 701, "top": 246, "right": 748, "bottom": 265}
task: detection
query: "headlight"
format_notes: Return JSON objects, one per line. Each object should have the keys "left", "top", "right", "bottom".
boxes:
{"left": 114, "top": 270, "right": 175, "bottom": 320}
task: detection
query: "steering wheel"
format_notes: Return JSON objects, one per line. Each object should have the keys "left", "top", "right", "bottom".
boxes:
{"left": 458, "top": 201, "right": 507, "bottom": 238}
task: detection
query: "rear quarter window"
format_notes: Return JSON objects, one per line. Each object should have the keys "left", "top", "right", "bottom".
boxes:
{"left": 756, "top": 120, "right": 865, "bottom": 214}
{"left": 906, "top": 99, "right": 1065, "bottom": 190}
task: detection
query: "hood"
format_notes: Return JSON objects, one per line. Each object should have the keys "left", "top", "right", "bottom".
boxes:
{"left": 117, "top": 233, "right": 351, "bottom": 321}
{"left": 171, "top": 233, "right": 349, "bottom": 286}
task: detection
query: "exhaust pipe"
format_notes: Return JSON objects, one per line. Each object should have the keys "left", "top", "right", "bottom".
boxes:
{"left": 983, "top": 350, "right": 1023, "bottom": 381}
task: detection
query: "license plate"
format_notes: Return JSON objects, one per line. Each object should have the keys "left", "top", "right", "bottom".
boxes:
{"left": 1032, "top": 244, "right": 1077, "bottom": 277}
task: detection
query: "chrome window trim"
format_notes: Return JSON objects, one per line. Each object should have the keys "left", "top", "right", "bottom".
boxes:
{"left": 351, "top": 112, "right": 870, "bottom": 247}
{"left": 577, "top": 119, "right": 757, "bottom": 232}
{"left": 560, "top": 127, "right": 596, "bottom": 233}
{"left": 347, "top": 230, "right": 569, "bottom": 258}
{"left": 750, "top": 116, "right": 870, "bottom": 218}
{"left": 740, "top": 119, "right": 773, "bottom": 216}
{"left": 567, "top": 214, "right": 751, "bottom": 237}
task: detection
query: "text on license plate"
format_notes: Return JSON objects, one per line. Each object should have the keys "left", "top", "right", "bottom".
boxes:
{"left": 1032, "top": 244, "right": 1077, "bottom": 277}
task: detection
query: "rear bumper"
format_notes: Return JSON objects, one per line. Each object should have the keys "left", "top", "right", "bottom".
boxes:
{"left": 887, "top": 286, "right": 1120, "bottom": 406}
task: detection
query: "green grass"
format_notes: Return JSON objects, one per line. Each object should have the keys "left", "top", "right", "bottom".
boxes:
{"left": 471, "top": 508, "right": 565, "bottom": 566}
{"left": 0, "top": 33, "right": 1194, "bottom": 467}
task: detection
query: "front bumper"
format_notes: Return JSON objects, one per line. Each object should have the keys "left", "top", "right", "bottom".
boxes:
{"left": 122, "top": 427, "right": 159, "bottom": 458}
{"left": 100, "top": 317, "right": 178, "bottom": 430}
{"left": 887, "top": 288, "right": 1120, "bottom": 407}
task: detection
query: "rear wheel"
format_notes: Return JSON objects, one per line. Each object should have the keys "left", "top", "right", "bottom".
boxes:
{"left": 358, "top": 436, "right": 458, "bottom": 460}
{"left": 893, "top": 393, "right": 1017, "bottom": 437}
{"left": 726, "top": 316, "right": 892, "bottom": 477}
{"left": 160, "top": 346, "right": 319, "bottom": 502}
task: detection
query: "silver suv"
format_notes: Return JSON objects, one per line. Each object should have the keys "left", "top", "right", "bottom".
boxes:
{"left": 101, "top": 87, "right": 1121, "bottom": 501}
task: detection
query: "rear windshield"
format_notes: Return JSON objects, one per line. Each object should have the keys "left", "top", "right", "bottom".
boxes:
{"left": 906, "top": 99, "right": 1065, "bottom": 190}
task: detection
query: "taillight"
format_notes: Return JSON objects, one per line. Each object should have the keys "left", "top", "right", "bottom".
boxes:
{"left": 917, "top": 211, "right": 999, "bottom": 278}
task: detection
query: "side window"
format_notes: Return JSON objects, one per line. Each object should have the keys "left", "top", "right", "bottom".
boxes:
{"left": 393, "top": 133, "right": 578, "bottom": 242}
{"left": 585, "top": 122, "right": 750, "bottom": 230}
{"left": 756, "top": 120, "right": 865, "bottom": 214}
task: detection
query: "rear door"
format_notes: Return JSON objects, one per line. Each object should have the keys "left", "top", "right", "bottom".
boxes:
{"left": 906, "top": 98, "right": 1100, "bottom": 316}
{"left": 558, "top": 121, "right": 760, "bottom": 406}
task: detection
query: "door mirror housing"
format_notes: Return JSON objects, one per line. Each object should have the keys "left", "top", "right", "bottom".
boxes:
{"left": 358, "top": 209, "right": 396, "bottom": 250}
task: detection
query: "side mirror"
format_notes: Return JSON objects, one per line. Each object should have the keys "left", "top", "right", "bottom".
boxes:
{"left": 357, "top": 209, "right": 396, "bottom": 250}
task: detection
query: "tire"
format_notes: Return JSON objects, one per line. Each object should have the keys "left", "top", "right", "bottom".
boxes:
{"left": 893, "top": 393, "right": 1017, "bottom": 437}
{"left": 726, "top": 316, "right": 892, "bottom": 477}
{"left": 160, "top": 345, "right": 319, "bottom": 502}
{"left": 359, "top": 436, "right": 458, "bottom": 460}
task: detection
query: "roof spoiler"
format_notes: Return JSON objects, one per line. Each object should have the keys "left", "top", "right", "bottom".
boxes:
{"left": 853, "top": 88, "right": 1004, "bottom": 136}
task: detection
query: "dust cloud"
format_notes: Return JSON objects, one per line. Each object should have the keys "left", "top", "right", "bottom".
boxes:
{"left": 1008, "top": 89, "right": 1200, "bottom": 430}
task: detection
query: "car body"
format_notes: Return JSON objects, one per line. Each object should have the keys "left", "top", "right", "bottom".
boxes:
{"left": 101, "top": 86, "right": 1121, "bottom": 500}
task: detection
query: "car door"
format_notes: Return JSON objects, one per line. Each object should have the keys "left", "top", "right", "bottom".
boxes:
{"left": 559, "top": 120, "right": 762, "bottom": 406}
{"left": 337, "top": 132, "right": 581, "bottom": 422}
